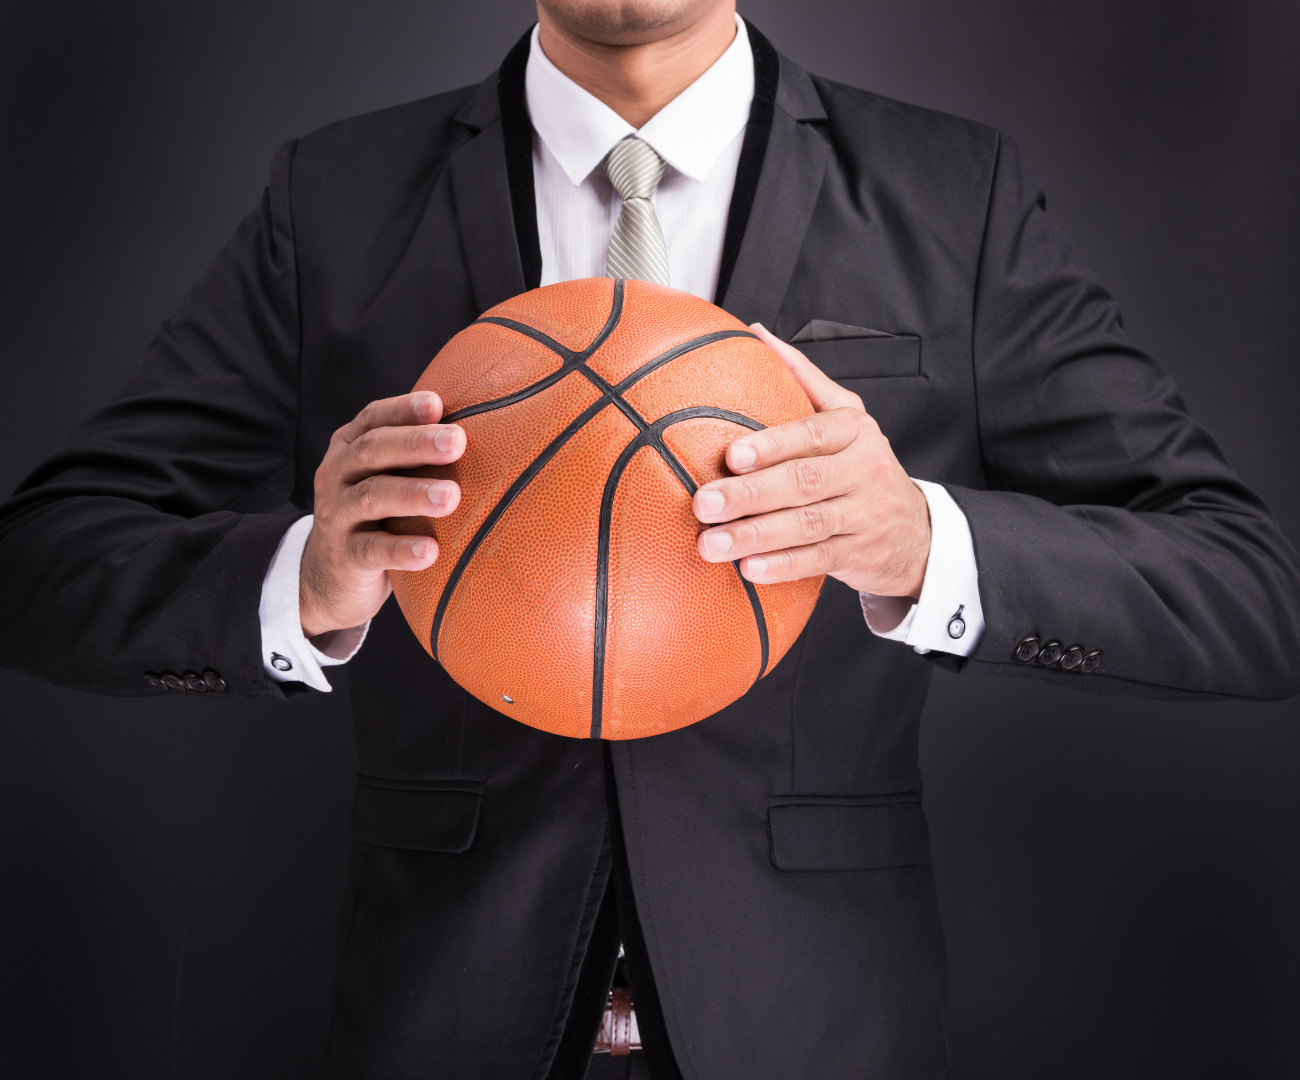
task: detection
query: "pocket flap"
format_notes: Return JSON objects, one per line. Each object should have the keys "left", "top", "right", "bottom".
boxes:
{"left": 768, "top": 795, "right": 929, "bottom": 871}
{"left": 796, "top": 335, "right": 922, "bottom": 379}
{"left": 351, "top": 777, "right": 483, "bottom": 853}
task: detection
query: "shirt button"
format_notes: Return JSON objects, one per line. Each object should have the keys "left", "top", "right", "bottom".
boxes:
{"left": 1014, "top": 636, "right": 1040, "bottom": 663}
{"left": 202, "top": 669, "right": 227, "bottom": 693}
{"left": 1036, "top": 640, "right": 1064, "bottom": 667}
{"left": 160, "top": 672, "right": 186, "bottom": 691}
{"left": 1080, "top": 649, "right": 1104, "bottom": 674}
{"left": 1059, "top": 644, "right": 1085, "bottom": 671}
{"left": 270, "top": 653, "right": 293, "bottom": 672}
{"left": 183, "top": 672, "right": 208, "bottom": 693}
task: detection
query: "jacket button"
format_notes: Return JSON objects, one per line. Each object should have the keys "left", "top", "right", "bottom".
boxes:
{"left": 183, "top": 672, "right": 208, "bottom": 693}
{"left": 1080, "top": 649, "right": 1103, "bottom": 674}
{"left": 1059, "top": 645, "right": 1085, "bottom": 671}
{"left": 202, "top": 669, "right": 227, "bottom": 693}
{"left": 1014, "top": 636, "right": 1040, "bottom": 662}
{"left": 160, "top": 672, "right": 186, "bottom": 692}
{"left": 144, "top": 672, "right": 166, "bottom": 690}
{"left": 1037, "top": 640, "right": 1064, "bottom": 667}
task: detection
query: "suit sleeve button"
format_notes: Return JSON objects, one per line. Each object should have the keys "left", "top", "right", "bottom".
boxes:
{"left": 1036, "top": 640, "right": 1064, "bottom": 667}
{"left": 1059, "top": 645, "right": 1085, "bottom": 671}
{"left": 1014, "top": 636, "right": 1041, "bottom": 662}
{"left": 1080, "top": 649, "right": 1103, "bottom": 674}
{"left": 144, "top": 672, "right": 166, "bottom": 690}
{"left": 202, "top": 669, "right": 227, "bottom": 693}
{"left": 183, "top": 672, "right": 208, "bottom": 693}
{"left": 160, "top": 672, "right": 186, "bottom": 691}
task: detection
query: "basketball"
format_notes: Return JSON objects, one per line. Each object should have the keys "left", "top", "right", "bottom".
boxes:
{"left": 388, "top": 278, "right": 824, "bottom": 740}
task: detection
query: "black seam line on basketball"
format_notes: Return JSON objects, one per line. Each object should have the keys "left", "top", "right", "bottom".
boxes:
{"left": 614, "top": 330, "right": 757, "bottom": 394}
{"left": 446, "top": 316, "right": 750, "bottom": 426}
{"left": 589, "top": 406, "right": 767, "bottom": 741}
{"left": 428, "top": 395, "right": 612, "bottom": 662}
{"left": 642, "top": 411, "right": 771, "bottom": 685}
{"left": 443, "top": 280, "right": 625, "bottom": 424}
{"left": 576, "top": 366, "right": 648, "bottom": 434}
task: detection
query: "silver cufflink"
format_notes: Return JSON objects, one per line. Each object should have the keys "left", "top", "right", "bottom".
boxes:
{"left": 947, "top": 605, "right": 966, "bottom": 639}
{"left": 270, "top": 653, "right": 293, "bottom": 672}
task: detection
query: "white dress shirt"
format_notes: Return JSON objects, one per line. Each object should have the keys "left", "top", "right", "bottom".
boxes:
{"left": 259, "top": 15, "right": 984, "bottom": 690}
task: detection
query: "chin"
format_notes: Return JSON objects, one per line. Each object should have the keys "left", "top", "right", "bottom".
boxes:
{"left": 538, "top": 0, "right": 722, "bottom": 45}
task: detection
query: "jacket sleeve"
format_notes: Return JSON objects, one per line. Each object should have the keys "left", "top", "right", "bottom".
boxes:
{"left": 0, "top": 141, "right": 308, "bottom": 697}
{"left": 943, "top": 133, "right": 1300, "bottom": 700}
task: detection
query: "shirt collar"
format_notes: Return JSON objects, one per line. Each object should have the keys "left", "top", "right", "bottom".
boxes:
{"left": 524, "top": 14, "right": 755, "bottom": 187}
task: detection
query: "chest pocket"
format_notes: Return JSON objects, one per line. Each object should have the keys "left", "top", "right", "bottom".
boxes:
{"left": 789, "top": 319, "right": 922, "bottom": 380}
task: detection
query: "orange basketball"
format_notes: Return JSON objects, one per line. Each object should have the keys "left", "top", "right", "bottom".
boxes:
{"left": 388, "top": 278, "right": 823, "bottom": 740}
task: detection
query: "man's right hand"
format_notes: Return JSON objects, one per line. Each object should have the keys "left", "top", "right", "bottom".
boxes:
{"left": 300, "top": 391, "right": 465, "bottom": 639}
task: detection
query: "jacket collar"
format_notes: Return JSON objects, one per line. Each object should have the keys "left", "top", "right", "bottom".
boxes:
{"left": 448, "top": 20, "right": 829, "bottom": 325}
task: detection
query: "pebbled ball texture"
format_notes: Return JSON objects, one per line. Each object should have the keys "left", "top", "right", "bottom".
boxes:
{"left": 389, "top": 278, "right": 823, "bottom": 740}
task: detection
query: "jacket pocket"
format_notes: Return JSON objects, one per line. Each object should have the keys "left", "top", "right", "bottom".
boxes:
{"left": 767, "top": 793, "right": 929, "bottom": 871}
{"left": 796, "top": 335, "right": 922, "bottom": 380}
{"left": 350, "top": 776, "right": 483, "bottom": 853}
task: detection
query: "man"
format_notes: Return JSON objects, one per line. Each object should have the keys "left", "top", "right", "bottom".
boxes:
{"left": 0, "top": 1, "right": 1297, "bottom": 1078}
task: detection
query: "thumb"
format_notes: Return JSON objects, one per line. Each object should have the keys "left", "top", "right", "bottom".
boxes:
{"left": 749, "top": 323, "right": 866, "bottom": 413}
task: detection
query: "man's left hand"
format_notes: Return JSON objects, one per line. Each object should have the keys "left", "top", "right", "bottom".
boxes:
{"left": 693, "top": 323, "right": 932, "bottom": 599}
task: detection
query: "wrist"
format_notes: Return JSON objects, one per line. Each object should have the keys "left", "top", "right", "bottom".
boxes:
{"left": 899, "top": 480, "right": 932, "bottom": 599}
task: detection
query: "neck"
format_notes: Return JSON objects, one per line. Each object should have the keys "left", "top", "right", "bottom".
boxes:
{"left": 536, "top": 5, "right": 738, "bottom": 129}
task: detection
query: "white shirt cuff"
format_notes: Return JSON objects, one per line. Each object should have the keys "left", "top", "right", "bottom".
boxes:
{"left": 860, "top": 479, "right": 985, "bottom": 657}
{"left": 258, "top": 514, "right": 370, "bottom": 692}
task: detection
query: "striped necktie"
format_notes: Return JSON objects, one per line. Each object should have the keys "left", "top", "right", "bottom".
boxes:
{"left": 603, "top": 137, "right": 670, "bottom": 286}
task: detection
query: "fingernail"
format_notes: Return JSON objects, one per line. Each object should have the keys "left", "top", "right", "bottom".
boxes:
{"left": 745, "top": 555, "right": 767, "bottom": 577}
{"left": 434, "top": 426, "right": 459, "bottom": 453}
{"left": 414, "top": 393, "right": 439, "bottom": 422}
{"left": 412, "top": 538, "right": 433, "bottom": 559}
{"left": 696, "top": 487, "right": 725, "bottom": 517}
{"left": 427, "top": 482, "right": 451, "bottom": 506}
{"left": 702, "top": 529, "right": 732, "bottom": 556}
{"left": 730, "top": 443, "right": 757, "bottom": 470}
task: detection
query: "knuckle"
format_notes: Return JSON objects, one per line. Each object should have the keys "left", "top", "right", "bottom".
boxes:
{"left": 740, "top": 475, "right": 766, "bottom": 506}
{"left": 796, "top": 504, "right": 830, "bottom": 540}
{"left": 760, "top": 427, "right": 787, "bottom": 458}
{"left": 740, "top": 516, "right": 769, "bottom": 548}
{"left": 813, "top": 540, "right": 837, "bottom": 570}
{"left": 800, "top": 415, "right": 829, "bottom": 450}
{"left": 350, "top": 532, "right": 375, "bottom": 566}
{"left": 791, "top": 459, "right": 824, "bottom": 499}
{"left": 351, "top": 476, "right": 381, "bottom": 519}
{"left": 852, "top": 409, "right": 877, "bottom": 437}
{"left": 353, "top": 430, "right": 382, "bottom": 470}
{"left": 403, "top": 426, "right": 427, "bottom": 454}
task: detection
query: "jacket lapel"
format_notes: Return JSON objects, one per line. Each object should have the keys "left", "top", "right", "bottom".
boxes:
{"left": 455, "top": 23, "right": 828, "bottom": 325}
{"left": 719, "top": 47, "right": 830, "bottom": 331}
{"left": 449, "top": 37, "right": 534, "bottom": 316}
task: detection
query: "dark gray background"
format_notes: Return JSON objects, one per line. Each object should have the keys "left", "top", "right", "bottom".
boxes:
{"left": 1, "top": 1, "right": 1297, "bottom": 1076}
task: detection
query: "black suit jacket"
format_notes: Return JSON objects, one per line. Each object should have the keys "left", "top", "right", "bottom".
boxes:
{"left": 2, "top": 21, "right": 1297, "bottom": 1080}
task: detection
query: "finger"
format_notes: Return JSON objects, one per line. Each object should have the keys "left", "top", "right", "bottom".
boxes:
{"left": 724, "top": 408, "right": 865, "bottom": 475}
{"left": 339, "top": 474, "right": 462, "bottom": 524}
{"left": 697, "top": 496, "right": 858, "bottom": 563}
{"left": 339, "top": 422, "right": 467, "bottom": 483}
{"left": 749, "top": 323, "right": 866, "bottom": 414}
{"left": 735, "top": 536, "right": 857, "bottom": 584}
{"left": 346, "top": 529, "right": 441, "bottom": 573}
{"left": 693, "top": 452, "right": 854, "bottom": 524}
{"left": 335, "top": 391, "right": 446, "bottom": 445}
